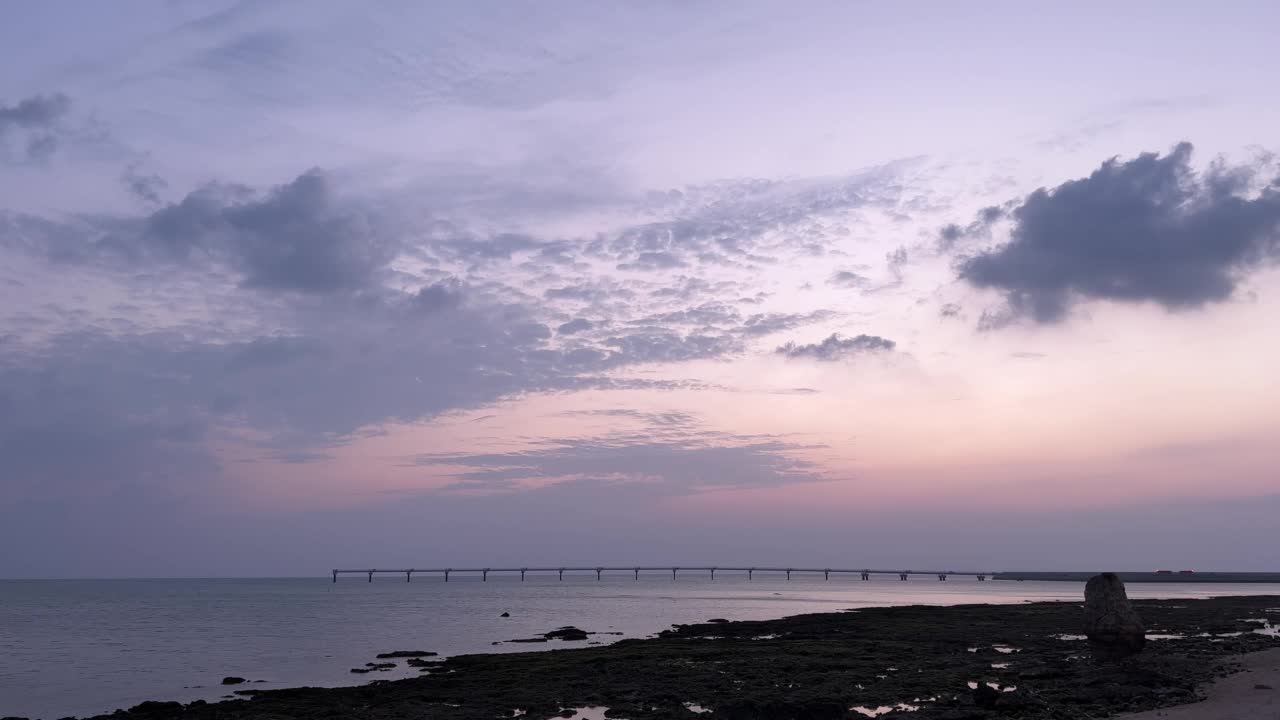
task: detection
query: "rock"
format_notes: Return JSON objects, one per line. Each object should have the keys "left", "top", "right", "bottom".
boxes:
{"left": 405, "top": 657, "right": 438, "bottom": 667}
{"left": 545, "top": 626, "right": 591, "bottom": 641}
{"left": 220, "top": 676, "right": 246, "bottom": 685}
{"left": 971, "top": 683, "right": 1000, "bottom": 709}
{"left": 500, "top": 611, "right": 510, "bottom": 617}
{"left": 1256, "top": 683, "right": 1274, "bottom": 690}
{"left": 123, "top": 704, "right": 184, "bottom": 718}
{"left": 708, "top": 618, "right": 729, "bottom": 624}
{"left": 375, "top": 650, "right": 436, "bottom": 658}
{"left": 1083, "top": 572, "right": 1146, "bottom": 661}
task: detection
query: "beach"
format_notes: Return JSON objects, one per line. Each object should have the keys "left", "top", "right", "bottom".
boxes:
{"left": 47, "top": 593, "right": 1280, "bottom": 720}
{"left": 1116, "top": 647, "right": 1279, "bottom": 720}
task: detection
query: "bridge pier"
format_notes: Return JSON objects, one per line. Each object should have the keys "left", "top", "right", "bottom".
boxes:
{"left": 861, "top": 571, "right": 870, "bottom": 581}
{"left": 558, "top": 568, "right": 564, "bottom": 581}
{"left": 367, "top": 570, "right": 374, "bottom": 583}
{"left": 938, "top": 574, "right": 946, "bottom": 581}
{"left": 634, "top": 568, "right": 639, "bottom": 580}
{"left": 748, "top": 568, "right": 754, "bottom": 581}
{"left": 672, "top": 567, "right": 678, "bottom": 580}
{"left": 406, "top": 570, "right": 411, "bottom": 582}
{"left": 444, "top": 569, "right": 450, "bottom": 582}
{"left": 483, "top": 569, "right": 489, "bottom": 582}
{"left": 786, "top": 569, "right": 791, "bottom": 580}
{"left": 521, "top": 569, "right": 526, "bottom": 582}
{"left": 977, "top": 574, "right": 986, "bottom": 581}
{"left": 332, "top": 570, "right": 338, "bottom": 583}
{"left": 596, "top": 568, "right": 602, "bottom": 581}
{"left": 824, "top": 569, "right": 830, "bottom": 580}
{"left": 899, "top": 572, "right": 908, "bottom": 581}
{"left": 710, "top": 567, "right": 715, "bottom": 581}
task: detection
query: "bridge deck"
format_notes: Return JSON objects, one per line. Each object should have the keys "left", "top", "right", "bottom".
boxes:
{"left": 330, "top": 566, "right": 993, "bottom": 582}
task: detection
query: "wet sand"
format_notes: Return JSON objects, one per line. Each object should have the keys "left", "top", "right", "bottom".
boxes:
{"left": 1117, "top": 647, "right": 1280, "bottom": 720}
{"left": 59, "top": 595, "right": 1280, "bottom": 720}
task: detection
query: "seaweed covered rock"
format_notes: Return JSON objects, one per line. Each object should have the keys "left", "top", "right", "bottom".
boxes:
{"left": 1083, "top": 572, "right": 1146, "bottom": 661}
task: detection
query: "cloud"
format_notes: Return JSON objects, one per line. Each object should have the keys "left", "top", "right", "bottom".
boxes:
{"left": 775, "top": 333, "right": 896, "bottom": 361}
{"left": 0, "top": 93, "right": 72, "bottom": 163}
{"left": 601, "top": 330, "right": 742, "bottom": 365}
{"left": 556, "top": 318, "right": 594, "bottom": 335}
{"left": 959, "top": 143, "right": 1280, "bottom": 323}
{"left": 0, "top": 93, "right": 71, "bottom": 129}
{"left": 414, "top": 413, "right": 827, "bottom": 494}
{"left": 146, "top": 169, "right": 400, "bottom": 294}
{"left": 827, "top": 270, "right": 870, "bottom": 289}
{"left": 739, "top": 310, "right": 836, "bottom": 336}
{"left": 16, "top": 169, "right": 401, "bottom": 295}
{"left": 121, "top": 164, "right": 168, "bottom": 205}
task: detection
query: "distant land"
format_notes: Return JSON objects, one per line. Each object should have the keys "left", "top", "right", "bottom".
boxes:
{"left": 994, "top": 571, "right": 1280, "bottom": 583}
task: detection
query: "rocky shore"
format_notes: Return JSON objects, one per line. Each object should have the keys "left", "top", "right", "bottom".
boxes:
{"left": 48, "top": 595, "right": 1280, "bottom": 720}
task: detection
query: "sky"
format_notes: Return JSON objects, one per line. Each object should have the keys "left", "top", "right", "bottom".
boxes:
{"left": 1, "top": 1, "right": 1278, "bottom": 578}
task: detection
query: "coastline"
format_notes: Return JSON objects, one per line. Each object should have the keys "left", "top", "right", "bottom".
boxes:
{"left": 1115, "top": 647, "right": 1280, "bottom": 720}
{"left": 45, "top": 594, "right": 1280, "bottom": 720}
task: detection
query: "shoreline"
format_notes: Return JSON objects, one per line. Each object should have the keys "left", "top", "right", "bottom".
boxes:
{"left": 42, "top": 594, "right": 1280, "bottom": 720}
{"left": 1115, "top": 647, "right": 1280, "bottom": 720}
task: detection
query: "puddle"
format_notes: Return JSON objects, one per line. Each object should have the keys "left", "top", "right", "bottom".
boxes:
{"left": 1051, "top": 634, "right": 1086, "bottom": 641}
{"left": 751, "top": 634, "right": 781, "bottom": 640}
{"left": 512, "top": 711, "right": 527, "bottom": 718}
{"left": 850, "top": 703, "right": 920, "bottom": 717}
{"left": 1148, "top": 634, "right": 1186, "bottom": 640}
{"left": 683, "top": 702, "right": 711, "bottom": 714}
{"left": 992, "top": 646, "right": 1018, "bottom": 654}
{"left": 991, "top": 662, "right": 1010, "bottom": 669}
{"left": 967, "top": 682, "right": 1016, "bottom": 692}
{"left": 552, "top": 708, "right": 610, "bottom": 720}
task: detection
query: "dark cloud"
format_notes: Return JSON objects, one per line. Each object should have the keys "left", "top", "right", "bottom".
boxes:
{"left": 121, "top": 165, "right": 168, "bottom": 205}
{"left": 16, "top": 169, "right": 400, "bottom": 295}
{"left": 556, "top": 318, "right": 594, "bottom": 335}
{"left": 410, "top": 279, "right": 464, "bottom": 313}
{"left": 0, "top": 93, "right": 71, "bottom": 129}
{"left": 827, "top": 270, "right": 870, "bottom": 289}
{"left": 937, "top": 205, "right": 1005, "bottom": 250}
{"left": 146, "top": 169, "right": 400, "bottom": 294}
{"left": 776, "top": 333, "right": 896, "bottom": 361}
{"left": 959, "top": 143, "right": 1280, "bottom": 323}
{"left": 0, "top": 93, "right": 72, "bottom": 162}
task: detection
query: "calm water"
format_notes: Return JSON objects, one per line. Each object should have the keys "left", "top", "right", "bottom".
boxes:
{"left": 2, "top": 576, "right": 1278, "bottom": 719}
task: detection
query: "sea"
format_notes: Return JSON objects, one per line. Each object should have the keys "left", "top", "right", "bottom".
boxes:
{"left": 2, "top": 575, "right": 1278, "bottom": 719}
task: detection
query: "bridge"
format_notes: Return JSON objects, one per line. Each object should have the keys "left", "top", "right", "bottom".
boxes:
{"left": 331, "top": 566, "right": 994, "bottom": 583}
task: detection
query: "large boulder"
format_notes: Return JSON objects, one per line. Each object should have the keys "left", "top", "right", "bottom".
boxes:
{"left": 1083, "top": 572, "right": 1146, "bottom": 660}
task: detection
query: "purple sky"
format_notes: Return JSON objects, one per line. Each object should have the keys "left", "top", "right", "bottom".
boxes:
{"left": 2, "top": 1, "right": 1279, "bottom": 577}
